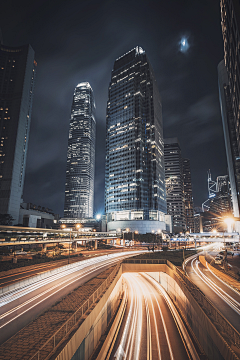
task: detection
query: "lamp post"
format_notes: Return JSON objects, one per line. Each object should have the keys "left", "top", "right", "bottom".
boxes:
{"left": 61, "top": 224, "right": 70, "bottom": 264}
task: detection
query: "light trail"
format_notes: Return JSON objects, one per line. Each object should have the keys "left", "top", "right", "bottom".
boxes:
{"left": 0, "top": 257, "right": 119, "bottom": 326}
{"left": 0, "top": 251, "right": 145, "bottom": 335}
{"left": 0, "top": 251, "right": 143, "bottom": 307}
{"left": 190, "top": 258, "right": 240, "bottom": 315}
{"left": 112, "top": 273, "right": 191, "bottom": 360}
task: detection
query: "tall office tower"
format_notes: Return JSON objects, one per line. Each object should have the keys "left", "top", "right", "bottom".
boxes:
{"left": 182, "top": 158, "right": 194, "bottom": 232}
{"left": 201, "top": 175, "right": 232, "bottom": 232}
{"left": 220, "top": 0, "right": 240, "bottom": 220}
{"left": 64, "top": 82, "right": 96, "bottom": 220}
{"left": 164, "top": 138, "right": 186, "bottom": 233}
{"left": 105, "top": 47, "right": 167, "bottom": 234}
{"left": 218, "top": 60, "right": 240, "bottom": 218}
{"left": 0, "top": 43, "right": 36, "bottom": 224}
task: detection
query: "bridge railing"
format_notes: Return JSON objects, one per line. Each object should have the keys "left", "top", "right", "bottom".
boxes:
{"left": 123, "top": 258, "right": 167, "bottom": 264}
{"left": 167, "top": 260, "right": 240, "bottom": 351}
{"left": 29, "top": 262, "right": 121, "bottom": 360}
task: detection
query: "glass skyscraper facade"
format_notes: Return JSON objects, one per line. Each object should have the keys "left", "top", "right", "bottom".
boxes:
{"left": 105, "top": 47, "right": 166, "bottom": 233}
{"left": 0, "top": 43, "right": 36, "bottom": 223}
{"left": 182, "top": 158, "right": 194, "bottom": 233}
{"left": 64, "top": 82, "right": 96, "bottom": 219}
{"left": 164, "top": 138, "right": 186, "bottom": 233}
{"left": 219, "top": 0, "right": 240, "bottom": 219}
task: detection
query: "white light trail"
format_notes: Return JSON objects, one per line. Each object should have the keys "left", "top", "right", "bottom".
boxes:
{"left": 190, "top": 259, "right": 240, "bottom": 315}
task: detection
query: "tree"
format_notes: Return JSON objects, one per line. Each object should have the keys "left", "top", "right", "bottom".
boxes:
{"left": 0, "top": 214, "right": 14, "bottom": 225}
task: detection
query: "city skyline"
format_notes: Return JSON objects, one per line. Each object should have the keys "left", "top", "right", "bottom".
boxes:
{"left": 0, "top": 0, "right": 227, "bottom": 216}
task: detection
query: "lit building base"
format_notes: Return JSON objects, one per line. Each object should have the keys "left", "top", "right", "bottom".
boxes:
{"left": 234, "top": 221, "right": 240, "bottom": 234}
{"left": 107, "top": 220, "right": 166, "bottom": 234}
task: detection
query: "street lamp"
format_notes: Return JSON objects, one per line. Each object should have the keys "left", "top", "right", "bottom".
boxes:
{"left": 224, "top": 217, "right": 235, "bottom": 233}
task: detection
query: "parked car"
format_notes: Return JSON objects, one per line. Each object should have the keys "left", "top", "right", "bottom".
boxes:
{"left": 215, "top": 255, "right": 223, "bottom": 264}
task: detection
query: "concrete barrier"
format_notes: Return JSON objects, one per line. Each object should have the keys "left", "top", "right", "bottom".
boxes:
{"left": 0, "top": 257, "right": 95, "bottom": 294}
{"left": 199, "top": 255, "right": 240, "bottom": 292}
{"left": 95, "top": 289, "right": 127, "bottom": 360}
{"left": 122, "top": 259, "right": 240, "bottom": 360}
{"left": 56, "top": 266, "right": 123, "bottom": 360}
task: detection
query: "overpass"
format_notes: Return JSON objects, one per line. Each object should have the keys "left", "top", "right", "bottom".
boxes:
{"left": 170, "top": 232, "right": 240, "bottom": 244}
{"left": 0, "top": 225, "right": 119, "bottom": 248}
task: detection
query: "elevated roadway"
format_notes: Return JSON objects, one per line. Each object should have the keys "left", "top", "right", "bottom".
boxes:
{"left": 184, "top": 248, "right": 240, "bottom": 332}
{"left": 0, "top": 225, "right": 118, "bottom": 246}
{"left": 0, "top": 250, "right": 145, "bottom": 345}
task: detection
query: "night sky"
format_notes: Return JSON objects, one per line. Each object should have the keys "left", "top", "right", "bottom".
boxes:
{"left": 0, "top": 0, "right": 226, "bottom": 217}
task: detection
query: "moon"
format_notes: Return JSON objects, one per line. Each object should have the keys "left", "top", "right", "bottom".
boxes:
{"left": 179, "top": 37, "right": 189, "bottom": 53}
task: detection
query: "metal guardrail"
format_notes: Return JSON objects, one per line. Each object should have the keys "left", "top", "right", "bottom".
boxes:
{"left": 123, "top": 258, "right": 167, "bottom": 264}
{"left": 124, "top": 258, "right": 240, "bottom": 351}
{"left": 29, "top": 263, "right": 121, "bottom": 360}
{"left": 167, "top": 260, "right": 240, "bottom": 351}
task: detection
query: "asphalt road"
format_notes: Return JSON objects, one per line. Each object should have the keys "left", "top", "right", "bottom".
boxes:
{"left": 111, "top": 273, "right": 193, "bottom": 360}
{"left": 185, "top": 252, "right": 240, "bottom": 332}
{"left": 0, "top": 251, "right": 143, "bottom": 345}
{"left": 0, "top": 248, "right": 137, "bottom": 288}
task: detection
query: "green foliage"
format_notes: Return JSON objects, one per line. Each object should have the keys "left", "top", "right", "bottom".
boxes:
{"left": 0, "top": 214, "right": 14, "bottom": 225}
{"left": 0, "top": 253, "right": 80, "bottom": 272}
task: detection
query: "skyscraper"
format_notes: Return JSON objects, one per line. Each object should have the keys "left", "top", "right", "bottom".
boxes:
{"left": 0, "top": 42, "right": 36, "bottom": 223}
{"left": 218, "top": 60, "right": 240, "bottom": 218}
{"left": 64, "top": 82, "right": 96, "bottom": 219}
{"left": 182, "top": 158, "right": 194, "bottom": 232}
{"left": 105, "top": 47, "right": 167, "bottom": 233}
{"left": 219, "top": 0, "right": 240, "bottom": 221}
{"left": 164, "top": 138, "right": 185, "bottom": 233}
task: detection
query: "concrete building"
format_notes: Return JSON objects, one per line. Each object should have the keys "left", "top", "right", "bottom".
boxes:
{"left": 64, "top": 82, "right": 96, "bottom": 220}
{"left": 218, "top": 60, "right": 240, "bottom": 218}
{"left": 201, "top": 175, "right": 232, "bottom": 232}
{"left": 105, "top": 46, "right": 167, "bottom": 234}
{"left": 0, "top": 41, "right": 36, "bottom": 223}
{"left": 164, "top": 138, "right": 185, "bottom": 233}
{"left": 182, "top": 158, "right": 194, "bottom": 232}
{"left": 220, "top": 0, "right": 240, "bottom": 229}
{"left": 19, "top": 202, "right": 55, "bottom": 228}
{"left": 59, "top": 215, "right": 107, "bottom": 232}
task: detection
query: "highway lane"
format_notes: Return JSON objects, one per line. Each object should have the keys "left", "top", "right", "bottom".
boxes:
{"left": 0, "top": 251, "right": 143, "bottom": 345}
{"left": 185, "top": 253, "right": 240, "bottom": 332}
{"left": 111, "top": 273, "right": 196, "bottom": 360}
{"left": 0, "top": 249, "right": 137, "bottom": 288}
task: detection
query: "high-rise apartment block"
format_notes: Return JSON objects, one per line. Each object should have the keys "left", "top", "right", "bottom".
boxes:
{"left": 64, "top": 82, "right": 96, "bottom": 219}
{"left": 182, "top": 158, "right": 194, "bottom": 232}
{"left": 164, "top": 138, "right": 185, "bottom": 233}
{"left": 0, "top": 42, "right": 36, "bottom": 223}
{"left": 219, "top": 0, "right": 240, "bottom": 220}
{"left": 105, "top": 47, "right": 167, "bottom": 233}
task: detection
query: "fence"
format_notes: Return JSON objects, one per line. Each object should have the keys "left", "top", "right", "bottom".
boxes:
{"left": 166, "top": 260, "right": 240, "bottom": 352}
{"left": 123, "top": 258, "right": 167, "bottom": 264}
{"left": 30, "top": 263, "right": 121, "bottom": 360}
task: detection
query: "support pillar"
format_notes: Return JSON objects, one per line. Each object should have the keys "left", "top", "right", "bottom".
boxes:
{"left": 43, "top": 243, "right": 47, "bottom": 252}
{"left": 94, "top": 240, "right": 98, "bottom": 250}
